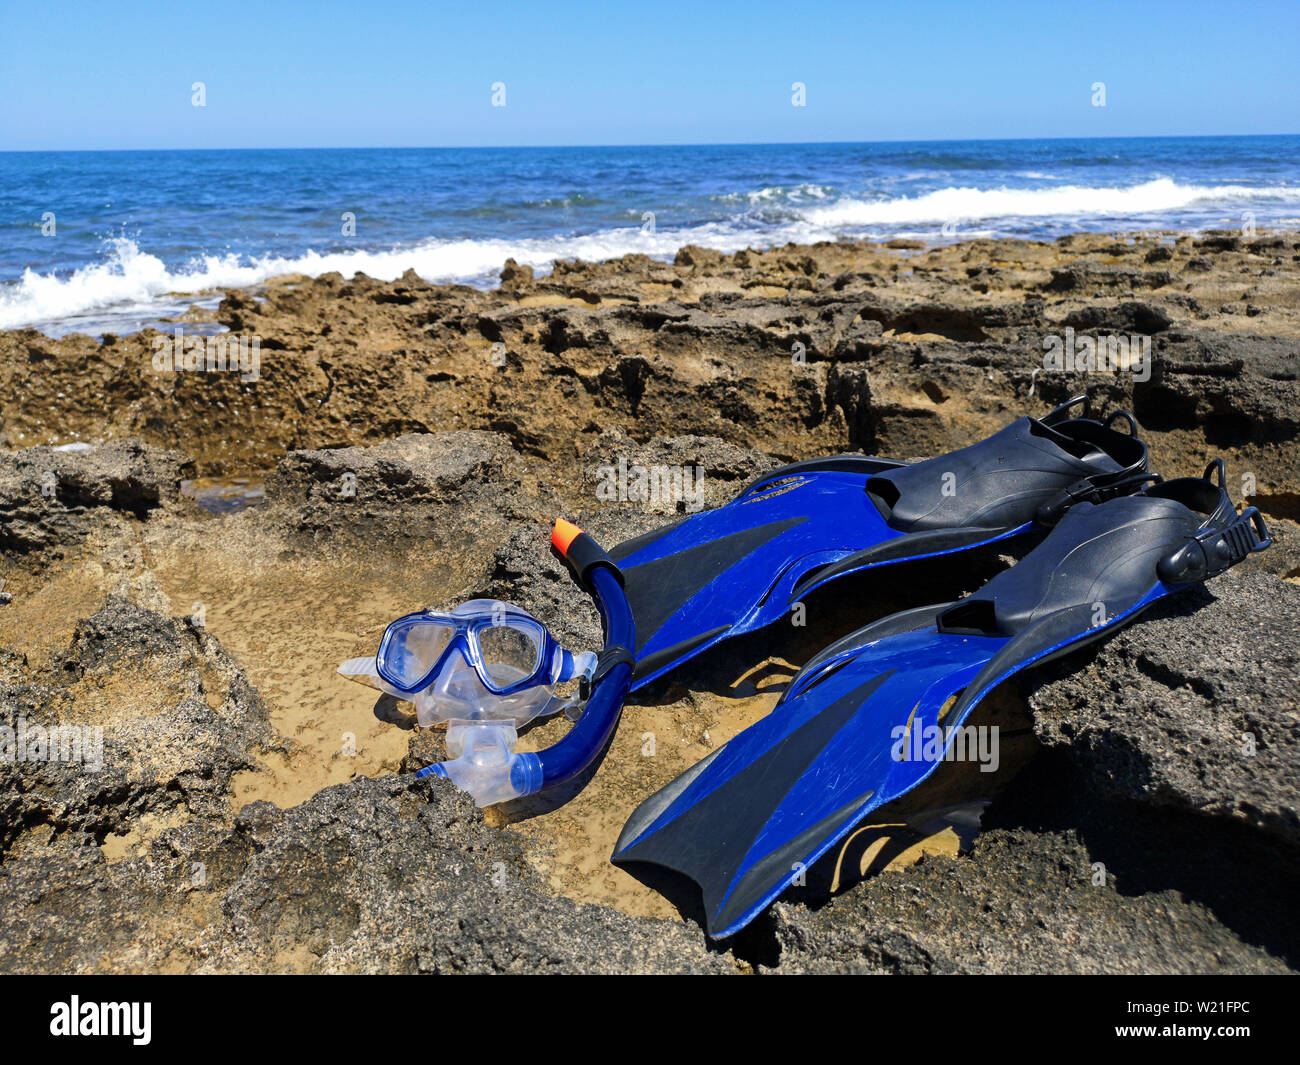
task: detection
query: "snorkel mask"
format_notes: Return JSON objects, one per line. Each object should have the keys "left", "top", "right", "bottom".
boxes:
{"left": 339, "top": 520, "right": 636, "bottom": 807}
{"left": 375, "top": 599, "right": 597, "bottom": 730}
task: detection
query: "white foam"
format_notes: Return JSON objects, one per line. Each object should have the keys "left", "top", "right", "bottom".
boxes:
{"left": 716, "top": 183, "right": 833, "bottom": 205}
{"left": 801, "top": 177, "right": 1299, "bottom": 227}
{"left": 0, "top": 221, "right": 834, "bottom": 332}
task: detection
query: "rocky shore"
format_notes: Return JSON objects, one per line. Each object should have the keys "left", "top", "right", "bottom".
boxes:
{"left": 1, "top": 231, "right": 1297, "bottom": 973}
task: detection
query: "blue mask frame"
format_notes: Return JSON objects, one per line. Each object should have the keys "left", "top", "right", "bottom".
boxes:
{"left": 375, "top": 600, "right": 580, "bottom": 696}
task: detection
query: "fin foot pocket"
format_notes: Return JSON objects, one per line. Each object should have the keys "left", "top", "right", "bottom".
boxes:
{"left": 616, "top": 396, "right": 1151, "bottom": 689}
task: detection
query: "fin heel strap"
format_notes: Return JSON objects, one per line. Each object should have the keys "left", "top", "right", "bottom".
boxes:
{"left": 1204, "top": 457, "right": 1228, "bottom": 488}
{"left": 1105, "top": 410, "right": 1140, "bottom": 436}
{"left": 1041, "top": 393, "right": 1091, "bottom": 425}
{"left": 1039, "top": 395, "right": 1139, "bottom": 438}
{"left": 1035, "top": 471, "right": 1163, "bottom": 525}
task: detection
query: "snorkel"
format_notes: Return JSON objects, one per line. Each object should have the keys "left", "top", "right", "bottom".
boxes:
{"left": 404, "top": 519, "right": 636, "bottom": 806}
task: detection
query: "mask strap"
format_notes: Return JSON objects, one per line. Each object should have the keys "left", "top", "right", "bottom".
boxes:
{"left": 578, "top": 645, "right": 636, "bottom": 701}
{"left": 558, "top": 648, "right": 596, "bottom": 684}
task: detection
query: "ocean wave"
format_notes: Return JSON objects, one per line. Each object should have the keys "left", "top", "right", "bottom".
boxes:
{"left": 4, "top": 177, "right": 1297, "bottom": 333}
{"left": 716, "top": 183, "right": 834, "bottom": 205}
{"left": 0, "top": 221, "right": 832, "bottom": 331}
{"left": 801, "top": 177, "right": 1300, "bottom": 227}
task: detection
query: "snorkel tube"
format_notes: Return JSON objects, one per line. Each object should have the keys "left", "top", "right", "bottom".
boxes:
{"left": 413, "top": 519, "right": 636, "bottom": 806}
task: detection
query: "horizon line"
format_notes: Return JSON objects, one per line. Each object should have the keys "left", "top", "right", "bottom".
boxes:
{"left": 3, "top": 131, "right": 1299, "bottom": 154}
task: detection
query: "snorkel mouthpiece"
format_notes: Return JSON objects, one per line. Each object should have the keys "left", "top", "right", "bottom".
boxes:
{"left": 418, "top": 723, "right": 544, "bottom": 807}
{"left": 411, "top": 520, "right": 636, "bottom": 807}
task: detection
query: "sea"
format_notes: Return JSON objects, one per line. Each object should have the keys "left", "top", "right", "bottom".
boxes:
{"left": 2, "top": 135, "right": 1298, "bottom": 337}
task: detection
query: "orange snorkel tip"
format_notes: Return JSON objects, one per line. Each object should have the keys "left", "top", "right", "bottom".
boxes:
{"left": 552, "top": 518, "right": 583, "bottom": 556}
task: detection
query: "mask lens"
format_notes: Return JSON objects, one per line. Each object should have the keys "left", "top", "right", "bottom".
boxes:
{"left": 476, "top": 621, "right": 544, "bottom": 690}
{"left": 381, "top": 618, "right": 454, "bottom": 689}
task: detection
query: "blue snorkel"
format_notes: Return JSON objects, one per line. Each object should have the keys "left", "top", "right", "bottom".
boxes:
{"left": 410, "top": 520, "right": 636, "bottom": 806}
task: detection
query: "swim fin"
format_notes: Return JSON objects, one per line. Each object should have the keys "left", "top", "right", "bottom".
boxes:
{"left": 612, "top": 460, "right": 1270, "bottom": 937}
{"left": 614, "top": 396, "right": 1150, "bottom": 690}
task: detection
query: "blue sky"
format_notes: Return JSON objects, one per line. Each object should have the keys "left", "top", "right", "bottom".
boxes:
{"left": 2, "top": 0, "right": 1297, "bottom": 150}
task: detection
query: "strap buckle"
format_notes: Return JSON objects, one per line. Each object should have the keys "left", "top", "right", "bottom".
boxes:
{"left": 1036, "top": 471, "right": 1161, "bottom": 526}
{"left": 1157, "top": 507, "right": 1271, "bottom": 584}
{"left": 1036, "top": 477, "right": 1103, "bottom": 525}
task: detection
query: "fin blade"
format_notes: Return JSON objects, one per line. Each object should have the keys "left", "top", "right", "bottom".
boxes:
{"left": 614, "top": 630, "right": 1000, "bottom": 936}
{"left": 615, "top": 671, "right": 898, "bottom": 935}
{"left": 619, "top": 516, "right": 807, "bottom": 654}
